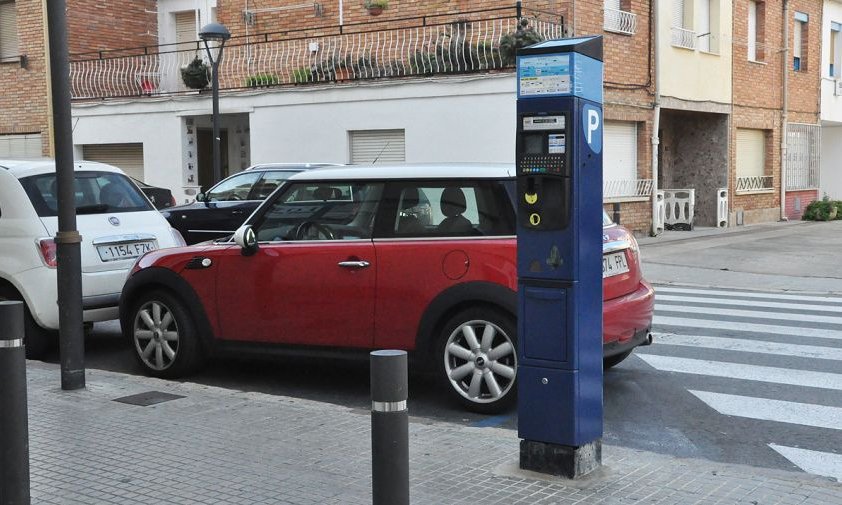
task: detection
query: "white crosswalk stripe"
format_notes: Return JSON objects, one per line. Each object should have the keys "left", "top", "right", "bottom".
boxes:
{"left": 643, "top": 285, "right": 842, "bottom": 479}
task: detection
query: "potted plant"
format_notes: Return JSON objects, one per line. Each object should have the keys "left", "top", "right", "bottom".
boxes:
{"left": 364, "top": 0, "right": 388, "bottom": 16}
{"left": 181, "top": 57, "right": 210, "bottom": 90}
{"left": 499, "top": 19, "right": 545, "bottom": 66}
{"left": 291, "top": 67, "right": 313, "bottom": 84}
{"left": 244, "top": 73, "right": 279, "bottom": 88}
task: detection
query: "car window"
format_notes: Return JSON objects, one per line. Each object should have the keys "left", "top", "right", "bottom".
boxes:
{"left": 19, "top": 171, "right": 153, "bottom": 216}
{"left": 206, "top": 172, "right": 261, "bottom": 202}
{"left": 248, "top": 171, "right": 298, "bottom": 200}
{"left": 389, "top": 181, "right": 515, "bottom": 238}
{"left": 602, "top": 210, "right": 614, "bottom": 227}
{"left": 253, "top": 181, "right": 383, "bottom": 241}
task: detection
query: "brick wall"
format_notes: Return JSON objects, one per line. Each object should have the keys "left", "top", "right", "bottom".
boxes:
{"left": 785, "top": 189, "right": 818, "bottom": 219}
{"left": 787, "top": 0, "right": 822, "bottom": 123}
{"left": 604, "top": 200, "right": 651, "bottom": 235}
{"left": 0, "top": 0, "right": 50, "bottom": 155}
{"left": 67, "top": 0, "right": 158, "bottom": 55}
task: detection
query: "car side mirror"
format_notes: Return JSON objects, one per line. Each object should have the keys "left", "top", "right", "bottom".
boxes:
{"left": 233, "top": 225, "right": 258, "bottom": 256}
{"left": 196, "top": 192, "right": 206, "bottom": 202}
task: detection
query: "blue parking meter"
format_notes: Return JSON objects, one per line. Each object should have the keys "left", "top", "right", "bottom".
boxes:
{"left": 515, "top": 36, "right": 604, "bottom": 477}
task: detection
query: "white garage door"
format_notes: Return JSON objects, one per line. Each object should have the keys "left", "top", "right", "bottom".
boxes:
{"left": 0, "top": 133, "right": 42, "bottom": 158}
{"left": 349, "top": 130, "right": 406, "bottom": 164}
{"left": 82, "top": 143, "right": 145, "bottom": 181}
{"left": 603, "top": 121, "right": 637, "bottom": 182}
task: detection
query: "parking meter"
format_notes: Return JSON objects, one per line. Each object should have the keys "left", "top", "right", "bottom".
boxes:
{"left": 515, "top": 36, "right": 604, "bottom": 476}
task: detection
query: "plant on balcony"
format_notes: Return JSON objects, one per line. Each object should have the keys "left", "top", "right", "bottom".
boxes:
{"left": 499, "top": 19, "right": 545, "bottom": 66}
{"left": 181, "top": 57, "right": 210, "bottom": 90}
{"left": 244, "top": 73, "right": 279, "bottom": 87}
{"left": 291, "top": 67, "right": 313, "bottom": 84}
{"left": 364, "top": 0, "right": 388, "bottom": 16}
{"left": 410, "top": 51, "right": 436, "bottom": 75}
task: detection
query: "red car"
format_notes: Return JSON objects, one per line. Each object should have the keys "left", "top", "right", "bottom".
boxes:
{"left": 120, "top": 164, "right": 654, "bottom": 413}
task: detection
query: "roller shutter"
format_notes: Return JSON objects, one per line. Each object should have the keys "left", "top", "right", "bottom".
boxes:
{"left": 0, "top": 2, "right": 18, "bottom": 61}
{"left": 0, "top": 133, "right": 42, "bottom": 157}
{"left": 349, "top": 130, "right": 406, "bottom": 164}
{"left": 82, "top": 143, "right": 145, "bottom": 181}
{"left": 736, "top": 129, "right": 765, "bottom": 178}
{"left": 603, "top": 121, "right": 637, "bottom": 182}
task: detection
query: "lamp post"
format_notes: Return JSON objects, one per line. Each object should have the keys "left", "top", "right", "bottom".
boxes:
{"left": 199, "top": 22, "right": 231, "bottom": 186}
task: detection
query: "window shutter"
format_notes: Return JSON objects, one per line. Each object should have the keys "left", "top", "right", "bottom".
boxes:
{"left": 175, "top": 11, "right": 197, "bottom": 46}
{"left": 603, "top": 121, "right": 637, "bottom": 182}
{"left": 349, "top": 130, "right": 406, "bottom": 164}
{"left": 698, "top": 0, "right": 711, "bottom": 51}
{"left": 604, "top": 0, "right": 621, "bottom": 11}
{"left": 0, "top": 133, "right": 42, "bottom": 157}
{"left": 793, "top": 20, "right": 803, "bottom": 59}
{"left": 0, "top": 2, "right": 19, "bottom": 60}
{"left": 736, "top": 129, "right": 765, "bottom": 178}
{"left": 672, "top": 0, "right": 685, "bottom": 28}
{"left": 748, "top": 1, "right": 757, "bottom": 60}
{"left": 82, "top": 143, "right": 145, "bottom": 181}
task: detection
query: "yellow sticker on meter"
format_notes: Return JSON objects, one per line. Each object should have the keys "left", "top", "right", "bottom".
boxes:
{"left": 529, "top": 213, "right": 541, "bottom": 226}
{"left": 525, "top": 193, "right": 538, "bottom": 205}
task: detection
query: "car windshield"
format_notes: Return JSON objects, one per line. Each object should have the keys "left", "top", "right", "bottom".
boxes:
{"left": 602, "top": 210, "right": 614, "bottom": 227}
{"left": 205, "top": 172, "right": 261, "bottom": 202}
{"left": 20, "top": 171, "right": 153, "bottom": 217}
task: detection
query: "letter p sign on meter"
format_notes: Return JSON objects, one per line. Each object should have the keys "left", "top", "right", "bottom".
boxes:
{"left": 515, "top": 36, "right": 604, "bottom": 478}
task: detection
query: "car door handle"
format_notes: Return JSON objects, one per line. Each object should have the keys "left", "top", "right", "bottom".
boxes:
{"left": 231, "top": 209, "right": 244, "bottom": 215}
{"left": 338, "top": 260, "right": 370, "bottom": 269}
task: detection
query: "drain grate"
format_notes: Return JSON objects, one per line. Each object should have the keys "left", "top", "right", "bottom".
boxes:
{"left": 113, "top": 391, "right": 185, "bottom": 406}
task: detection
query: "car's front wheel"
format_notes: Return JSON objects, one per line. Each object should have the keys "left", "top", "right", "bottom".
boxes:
{"left": 129, "top": 290, "right": 204, "bottom": 378}
{"left": 437, "top": 307, "right": 518, "bottom": 414}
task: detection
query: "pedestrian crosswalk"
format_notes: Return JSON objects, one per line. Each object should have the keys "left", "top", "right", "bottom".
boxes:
{"left": 637, "top": 285, "right": 842, "bottom": 481}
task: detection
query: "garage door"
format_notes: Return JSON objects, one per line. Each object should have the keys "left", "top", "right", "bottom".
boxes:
{"left": 82, "top": 143, "right": 145, "bottom": 181}
{"left": 0, "top": 133, "right": 42, "bottom": 158}
{"left": 349, "top": 130, "right": 405, "bottom": 164}
{"left": 603, "top": 121, "right": 637, "bottom": 182}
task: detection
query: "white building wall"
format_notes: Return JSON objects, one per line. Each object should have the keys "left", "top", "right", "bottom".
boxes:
{"left": 821, "top": 1, "right": 842, "bottom": 122}
{"left": 71, "top": 75, "right": 517, "bottom": 204}
{"left": 821, "top": 126, "right": 842, "bottom": 199}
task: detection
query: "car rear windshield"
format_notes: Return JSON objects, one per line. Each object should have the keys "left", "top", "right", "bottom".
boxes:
{"left": 20, "top": 171, "right": 153, "bottom": 217}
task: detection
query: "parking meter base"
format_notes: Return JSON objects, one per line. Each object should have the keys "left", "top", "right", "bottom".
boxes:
{"left": 519, "top": 439, "right": 602, "bottom": 479}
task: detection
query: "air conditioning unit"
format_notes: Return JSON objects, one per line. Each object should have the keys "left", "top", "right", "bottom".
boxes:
{"left": 835, "top": 79, "right": 842, "bottom": 96}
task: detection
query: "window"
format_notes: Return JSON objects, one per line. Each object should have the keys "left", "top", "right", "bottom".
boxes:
{"left": 830, "top": 22, "right": 841, "bottom": 77}
{"left": 735, "top": 129, "right": 772, "bottom": 193}
{"left": 82, "top": 143, "right": 145, "bottom": 181}
{"left": 793, "top": 12, "right": 808, "bottom": 71}
{"left": 175, "top": 10, "right": 198, "bottom": 67}
{"left": 205, "top": 172, "right": 261, "bottom": 201}
{"left": 19, "top": 171, "right": 152, "bottom": 217}
{"left": 671, "top": 0, "right": 695, "bottom": 49}
{"left": 603, "top": 121, "right": 641, "bottom": 198}
{"left": 248, "top": 171, "right": 298, "bottom": 200}
{"left": 349, "top": 130, "right": 405, "bottom": 164}
{"left": 603, "top": 0, "right": 637, "bottom": 35}
{"left": 254, "top": 182, "right": 384, "bottom": 241}
{"left": 0, "top": 1, "right": 19, "bottom": 62}
{"left": 786, "top": 124, "right": 820, "bottom": 190}
{"left": 747, "top": 1, "right": 766, "bottom": 61}
{"left": 388, "top": 181, "right": 514, "bottom": 238}
{"left": 0, "top": 133, "right": 42, "bottom": 157}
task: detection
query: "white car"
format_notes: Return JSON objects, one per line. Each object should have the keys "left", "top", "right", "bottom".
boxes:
{"left": 0, "top": 159, "right": 185, "bottom": 357}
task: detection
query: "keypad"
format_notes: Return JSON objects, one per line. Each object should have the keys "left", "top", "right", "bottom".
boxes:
{"left": 518, "top": 155, "right": 566, "bottom": 175}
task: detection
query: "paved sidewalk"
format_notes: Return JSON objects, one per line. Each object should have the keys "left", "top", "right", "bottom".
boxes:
{"left": 21, "top": 362, "right": 841, "bottom": 504}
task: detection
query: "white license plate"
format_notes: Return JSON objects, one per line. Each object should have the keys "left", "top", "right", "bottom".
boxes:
{"left": 602, "top": 251, "right": 630, "bottom": 278}
{"left": 97, "top": 241, "right": 157, "bottom": 262}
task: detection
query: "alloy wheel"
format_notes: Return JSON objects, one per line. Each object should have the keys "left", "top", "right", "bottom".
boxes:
{"left": 443, "top": 319, "right": 517, "bottom": 405}
{"left": 133, "top": 300, "right": 180, "bottom": 371}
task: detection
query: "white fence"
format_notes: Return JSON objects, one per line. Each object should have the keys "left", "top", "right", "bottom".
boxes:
{"left": 735, "top": 175, "right": 773, "bottom": 193}
{"left": 603, "top": 179, "right": 653, "bottom": 199}
{"left": 671, "top": 27, "right": 696, "bottom": 50}
{"left": 663, "top": 188, "right": 695, "bottom": 230}
{"left": 603, "top": 8, "right": 637, "bottom": 35}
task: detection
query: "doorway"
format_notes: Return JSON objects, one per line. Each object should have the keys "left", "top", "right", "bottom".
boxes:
{"left": 197, "top": 128, "right": 229, "bottom": 192}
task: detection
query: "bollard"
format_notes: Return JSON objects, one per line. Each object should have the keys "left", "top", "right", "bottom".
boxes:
{"left": 0, "top": 301, "right": 31, "bottom": 505}
{"left": 370, "top": 350, "right": 409, "bottom": 505}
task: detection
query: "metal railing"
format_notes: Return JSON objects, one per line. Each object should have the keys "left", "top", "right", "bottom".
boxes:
{"left": 786, "top": 123, "right": 821, "bottom": 191}
{"left": 69, "top": 8, "right": 564, "bottom": 100}
{"left": 670, "top": 27, "right": 696, "bottom": 50}
{"left": 603, "top": 8, "right": 637, "bottom": 35}
{"left": 735, "top": 175, "right": 774, "bottom": 193}
{"left": 604, "top": 178, "right": 653, "bottom": 199}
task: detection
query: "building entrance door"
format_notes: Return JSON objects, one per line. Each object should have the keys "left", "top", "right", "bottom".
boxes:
{"left": 197, "top": 128, "right": 229, "bottom": 192}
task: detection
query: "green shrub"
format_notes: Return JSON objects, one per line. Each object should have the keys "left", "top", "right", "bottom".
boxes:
{"left": 499, "top": 19, "right": 545, "bottom": 66}
{"left": 244, "top": 73, "right": 279, "bottom": 87}
{"left": 802, "top": 195, "right": 841, "bottom": 221}
{"left": 180, "top": 57, "right": 210, "bottom": 90}
{"left": 291, "top": 67, "right": 312, "bottom": 84}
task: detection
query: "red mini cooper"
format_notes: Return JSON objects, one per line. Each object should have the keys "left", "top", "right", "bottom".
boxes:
{"left": 120, "top": 164, "right": 654, "bottom": 413}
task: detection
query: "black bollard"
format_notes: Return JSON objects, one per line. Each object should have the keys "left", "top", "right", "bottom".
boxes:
{"left": 370, "top": 350, "right": 409, "bottom": 505}
{"left": 0, "top": 301, "right": 31, "bottom": 505}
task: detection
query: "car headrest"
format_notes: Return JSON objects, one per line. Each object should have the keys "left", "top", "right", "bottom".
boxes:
{"left": 401, "top": 187, "right": 419, "bottom": 209}
{"left": 440, "top": 187, "right": 466, "bottom": 217}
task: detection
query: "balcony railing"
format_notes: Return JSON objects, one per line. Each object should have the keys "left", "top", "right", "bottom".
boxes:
{"left": 603, "top": 8, "right": 637, "bottom": 35}
{"left": 670, "top": 27, "right": 696, "bottom": 50}
{"left": 69, "top": 8, "right": 564, "bottom": 100}
{"left": 604, "top": 178, "right": 653, "bottom": 199}
{"left": 736, "top": 175, "right": 774, "bottom": 193}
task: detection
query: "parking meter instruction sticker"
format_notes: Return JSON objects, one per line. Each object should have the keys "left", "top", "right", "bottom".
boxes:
{"left": 582, "top": 104, "right": 602, "bottom": 154}
{"left": 525, "top": 193, "right": 538, "bottom": 204}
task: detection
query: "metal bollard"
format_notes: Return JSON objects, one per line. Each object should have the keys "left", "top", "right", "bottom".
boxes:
{"left": 0, "top": 301, "right": 31, "bottom": 505}
{"left": 370, "top": 350, "right": 409, "bottom": 505}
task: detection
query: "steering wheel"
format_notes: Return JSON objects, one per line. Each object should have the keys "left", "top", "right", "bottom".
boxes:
{"left": 228, "top": 194, "right": 242, "bottom": 201}
{"left": 294, "top": 221, "right": 336, "bottom": 240}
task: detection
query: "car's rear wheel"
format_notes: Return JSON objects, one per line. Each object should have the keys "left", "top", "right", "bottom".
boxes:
{"left": 437, "top": 307, "right": 517, "bottom": 414}
{"left": 130, "top": 290, "right": 204, "bottom": 378}
{"left": 603, "top": 350, "right": 633, "bottom": 369}
{"left": 0, "top": 285, "right": 55, "bottom": 359}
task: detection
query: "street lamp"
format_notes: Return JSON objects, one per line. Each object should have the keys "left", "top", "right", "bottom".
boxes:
{"left": 199, "top": 22, "right": 231, "bottom": 186}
